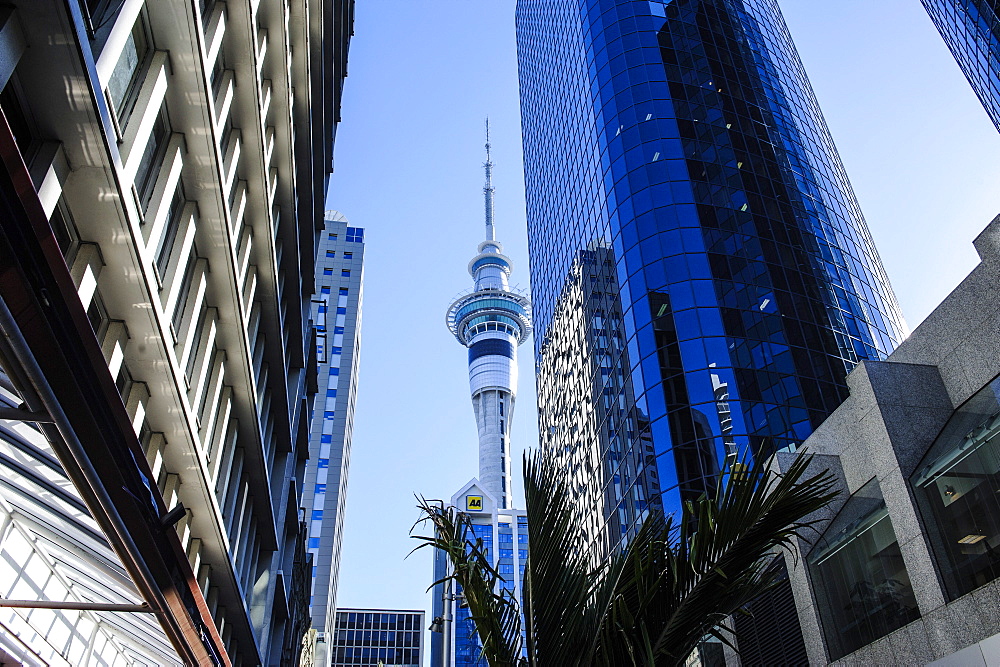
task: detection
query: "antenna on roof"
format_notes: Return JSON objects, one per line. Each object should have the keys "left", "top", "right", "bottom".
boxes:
{"left": 484, "top": 118, "right": 495, "bottom": 241}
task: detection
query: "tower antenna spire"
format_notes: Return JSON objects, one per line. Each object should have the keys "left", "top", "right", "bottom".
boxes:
{"left": 484, "top": 118, "right": 495, "bottom": 241}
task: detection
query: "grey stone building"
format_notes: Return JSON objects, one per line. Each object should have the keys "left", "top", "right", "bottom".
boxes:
{"left": 754, "top": 215, "right": 1000, "bottom": 666}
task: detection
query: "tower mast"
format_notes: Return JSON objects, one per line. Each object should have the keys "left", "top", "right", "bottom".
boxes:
{"left": 484, "top": 118, "right": 496, "bottom": 241}
{"left": 446, "top": 126, "right": 531, "bottom": 509}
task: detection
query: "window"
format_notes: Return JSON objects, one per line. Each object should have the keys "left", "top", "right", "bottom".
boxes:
{"left": 106, "top": 15, "right": 151, "bottom": 124}
{"left": 808, "top": 479, "right": 918, "bottom": 660}
{"left": 185, "top": 306, "right": 209, "bottom": 380}
{"left": 341, "top": 269, "right": 351, "bottom": 278}
{"left": 323, "top": 268, "right": 333, "bottom": 276}
{"left": 346, "top": 227, "right": 364, "bottom": 243}
{"left": 912, "top": 373, "right": 1000, "bottom": 600}
{"left": 135, "top": 107, "right": 170, "bottom": 211}
{"left": 326, "top": 250, "right": 335, "bottom": 258}
{"left": 49, "top": 200, "right": 80, "bottom": 259}
{"left": 344, "top": 252, "right": 353, "bottom": 259}
{"left": 171, "top": 249, "right": 197, "bottom": 335}
{"left": 87, "top": 292, "right": 109, "bottom": 338}
{"left": 210, "top": 49, "right": 227, "bottom": 99}
{"left": 329, "top": 233, "right": 337, "bottom": 240}
{"left": 155, "top": 185, "right": 186, "bottom": 278}
{"left": 0, "top": 77, "right": 39, "bottom": 162}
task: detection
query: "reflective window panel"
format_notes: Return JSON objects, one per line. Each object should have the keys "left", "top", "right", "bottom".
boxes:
{"left": 808, "top": 479, "right": 919, "bottom": 660}
{"left": 912, "top": 373, "right": 1000, "bottom": 600}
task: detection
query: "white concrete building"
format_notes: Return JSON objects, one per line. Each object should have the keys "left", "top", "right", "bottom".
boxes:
{"left": 0, "top": 0, "right": 351, "bottom": 663}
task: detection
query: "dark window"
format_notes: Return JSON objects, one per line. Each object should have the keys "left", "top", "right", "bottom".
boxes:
{"left": 87, "top": 293, "right": 108, "bottom": 337}
{"left": 808, "top": 479, "right": 918, "bottom": 660}
{"left": 185, "top": 306, "right": 209, "bottom": 379}
{"left": 171, "top": 249, "right": 197, "bottom": 335}
{"left": 49, "top": 200, "right": 80, "bottom": 259}
{"left": 135, "top": 107, "right": 170, "bottom": 211}
{"left": 155, "top": 185, "right": 187, "bottom": 278}
{"left": 468, "top": 338, "right": 514, "bottom": 363}
{"left": 0, "top": 80, "right": 36, "bottom": 161}
{"left": 912, "top": 373, "right": 1000, "bottom": 600}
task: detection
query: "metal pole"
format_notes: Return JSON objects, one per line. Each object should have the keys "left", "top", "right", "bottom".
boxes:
{"left": 443, "top": 566, "right": 454, "bottom": 667}
{"left": 0, "top": 600, "right": 155, "bottom": 613}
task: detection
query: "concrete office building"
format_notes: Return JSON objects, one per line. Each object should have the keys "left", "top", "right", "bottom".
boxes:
{"left": 331, "top": 608, "right": 425, "bottom": 667}
{"left": 305, "top": 211, "right": 364, "bottom": 663}
{"left": 0, "top": 0, "right": 350, "bottom": 663}
{"left": 432, "top": 131, "right": 532, "bottom": 666}
{"left": 762, "top": 215, "right": 1000, "bottom": 666}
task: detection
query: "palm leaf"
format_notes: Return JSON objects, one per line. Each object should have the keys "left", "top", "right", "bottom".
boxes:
{"left": 411, "top": 497, "right": 525, "bottom": 666}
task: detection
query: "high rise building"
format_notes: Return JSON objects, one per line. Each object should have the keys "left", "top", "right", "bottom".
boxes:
{"left": 921, "top": 0, "right": 1000, "bottom": 132}
{"left": 331, "top": 608, "right": 425, "bottom": 666}
{"left": 516, "top": 0, "right": 906, "bottom": 561}
{"left": 431, "top": 129, "right": 532, "bottom": 666}
{"left": 307, "top": 211, "right": 364, "bottom": 663}
{"left": 0, "top": 0, "right": 351, "bottom": 664}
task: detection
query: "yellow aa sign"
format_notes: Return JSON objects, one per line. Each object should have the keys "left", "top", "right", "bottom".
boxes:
{"left": 466, "top": 495, "right": 483, "bottom": 511}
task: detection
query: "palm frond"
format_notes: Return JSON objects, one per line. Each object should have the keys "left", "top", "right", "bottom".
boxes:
{"left": 411, "top": 497, "right": 524, "bottom": 666}
{"left": 523, "top": 450, "right": 632, "bottom": 666}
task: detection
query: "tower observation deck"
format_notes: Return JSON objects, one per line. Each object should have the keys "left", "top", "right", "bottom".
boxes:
{"left": 446, "top": 124, "right": 531, "bottom": 510}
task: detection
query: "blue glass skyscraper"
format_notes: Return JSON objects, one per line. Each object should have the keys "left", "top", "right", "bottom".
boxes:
{"left": 517, "top": 0, "right": 906, "bottom": 556}
{"left": 922, "top": 0, "right": 1000, "bottom": 132}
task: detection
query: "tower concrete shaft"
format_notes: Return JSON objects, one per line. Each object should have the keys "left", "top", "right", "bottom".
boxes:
{"left": 446, "top": 131, "right": 531, "bottom": 509}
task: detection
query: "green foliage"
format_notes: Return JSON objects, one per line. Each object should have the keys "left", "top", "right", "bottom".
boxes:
{"left": 414, "top": 451, "right": 837, "bottom": 666}
{"left": 412, "top": 499, "right": 526, "bottom": 666}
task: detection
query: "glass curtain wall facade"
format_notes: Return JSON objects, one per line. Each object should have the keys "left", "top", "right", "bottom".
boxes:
{"left": 922, "top": 0, "right": 1000, "bottom": 132}
{"left": 307, "top": 212, "right": 364, "bottom": 661}
{"left": 516, "top": 0, "right": 905, "bottom": 554}
{"left": 331, "top": 608, "right": 424, "bottom": 666}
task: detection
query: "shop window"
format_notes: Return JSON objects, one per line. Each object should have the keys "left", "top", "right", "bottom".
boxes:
{"left": 807, "top": 478, "right": 919, "bottom": 660}
{"left": 911, "top": 374, "right": 1000, "bottom": 600}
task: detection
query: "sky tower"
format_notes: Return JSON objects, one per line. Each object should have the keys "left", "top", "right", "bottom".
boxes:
{"left": 433, "top": 124, "right": 533, "bottom": 667}
{"left": 446, "top": 122, "right": 532, "bottom": 510}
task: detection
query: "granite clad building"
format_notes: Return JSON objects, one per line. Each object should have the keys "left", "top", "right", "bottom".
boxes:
{"left": 515, "top": 0, "right": 906, "bottom": 563}
{"left": 0, "top": 0, "right": 351, "bottom": 663}
{"left": 769, "top": 216, "right": 1000, "bottom": 666}
{"left": 306, "top": 211, "right": 364, "bottom": 663}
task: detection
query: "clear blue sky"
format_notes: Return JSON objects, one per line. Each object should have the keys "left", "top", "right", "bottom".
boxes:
{"left": 325, "top": 0, "right": 1000, "bottom": 649}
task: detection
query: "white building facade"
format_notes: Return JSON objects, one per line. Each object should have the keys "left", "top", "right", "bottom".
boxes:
{"left": 306, "top": 211, "right": 364, "bottom": 663}
{"left": 0, "top": 0, "right": 350, "bottom": 663}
